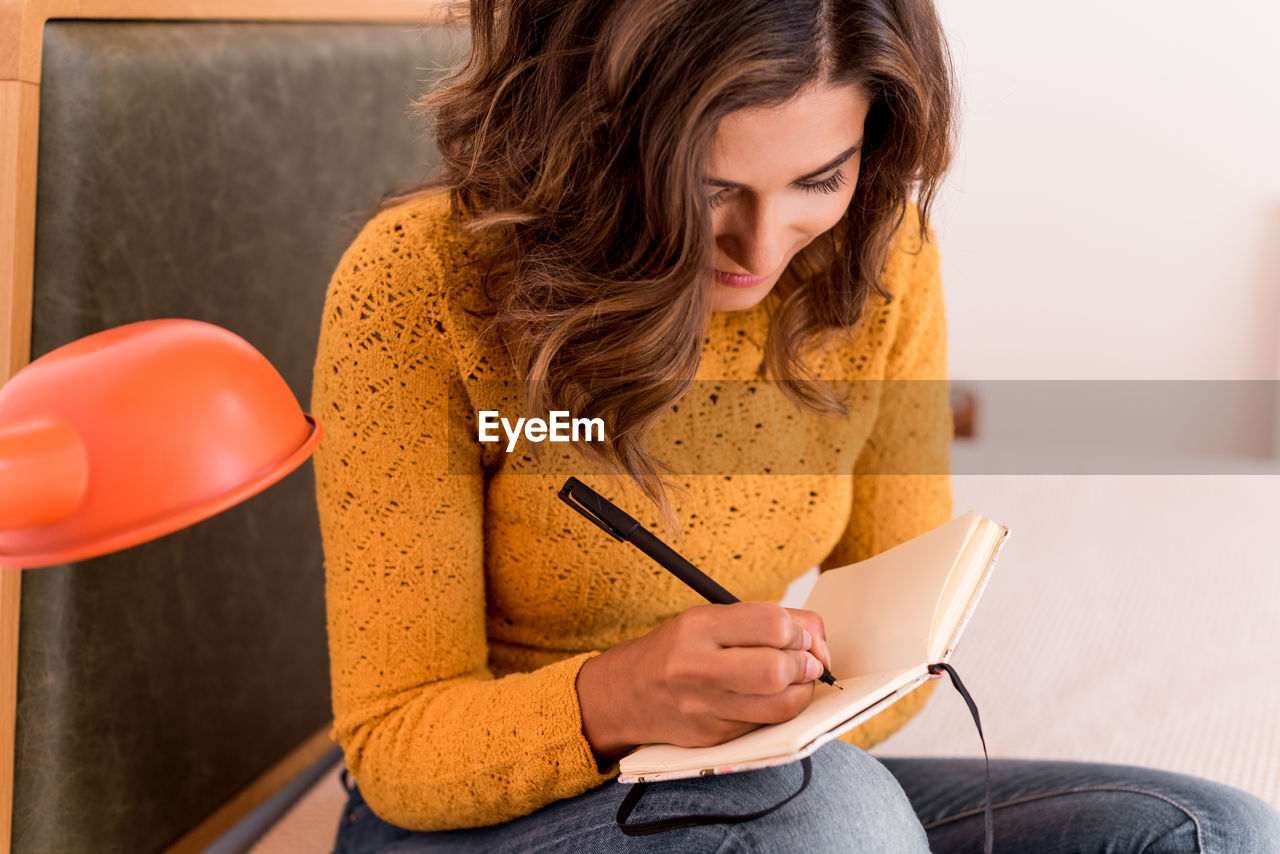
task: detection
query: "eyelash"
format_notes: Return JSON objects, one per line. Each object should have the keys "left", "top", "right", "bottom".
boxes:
{"left": 707, "top": 168, "right": 849, "bottom": 210}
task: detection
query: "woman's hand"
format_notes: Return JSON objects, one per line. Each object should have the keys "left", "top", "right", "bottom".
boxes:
{"left": 576, "top": 601, "right": 832, "bottom": 765}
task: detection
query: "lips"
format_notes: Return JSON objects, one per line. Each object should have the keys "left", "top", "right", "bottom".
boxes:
{"left": 712, "top": 268, "right": 766, "bottom": 289}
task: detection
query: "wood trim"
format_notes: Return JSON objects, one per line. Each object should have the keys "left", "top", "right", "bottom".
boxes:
{"left": 0, "top": 79, "right": 36, "bottom": 854}
{"left": 164, "top": 724, "right": 339, "bottom": 854}
{"left": 2, "top": 0, "right": 460, "bottom": 83}
{"left": 0, "top": 4, "right": 460, "bottom": 853}
{"left": 0, "top": 79, "right": 36, "bottom": 386}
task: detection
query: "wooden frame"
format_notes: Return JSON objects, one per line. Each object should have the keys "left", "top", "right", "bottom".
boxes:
{"left": 0, "top": 2, "right": 453, "bottom": 852}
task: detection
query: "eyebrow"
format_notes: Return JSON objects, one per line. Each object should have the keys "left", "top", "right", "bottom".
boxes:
{"left": 705, "top": 141, "right": 864, "bottom": 190}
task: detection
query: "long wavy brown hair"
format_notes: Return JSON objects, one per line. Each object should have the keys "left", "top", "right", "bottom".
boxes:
{"left": 385, "top": 0, "right": 957, "bottom": 533}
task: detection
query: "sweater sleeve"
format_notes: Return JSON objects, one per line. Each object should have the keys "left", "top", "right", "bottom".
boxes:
{"left": 310, "top": 211, "right": 618, "bottom": 832}
{"left": 820, "top": 206, "right": 955, "bottom": 750}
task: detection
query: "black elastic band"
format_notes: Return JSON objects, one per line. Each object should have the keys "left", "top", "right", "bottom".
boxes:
{"left": 615, "top": 665, "right": 991, "bottom": 852}
{"left": 928, "top": 662, "right": 993, "bottom": 854}
{"left": 615, "top": 755, "right": 812, "bottom": 836}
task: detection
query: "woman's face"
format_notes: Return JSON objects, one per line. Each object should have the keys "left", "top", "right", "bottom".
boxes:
{"left": 703, "top": 81, "right": 872, "bottom": 312}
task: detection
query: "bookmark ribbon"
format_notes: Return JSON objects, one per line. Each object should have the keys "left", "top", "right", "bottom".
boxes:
{"left": 616, "top": 663, "right": 993, "bottom": 854}
{"left": 928, "top": 662, "right": 993, "bottom": 854}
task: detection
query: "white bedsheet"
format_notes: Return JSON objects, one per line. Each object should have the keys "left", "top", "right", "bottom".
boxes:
{"left": 867, "top": 464, "right": 1280, "bottom": 811}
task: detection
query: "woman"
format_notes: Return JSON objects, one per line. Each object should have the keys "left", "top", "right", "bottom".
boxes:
{"left": 311, "top": 0, "right": 1280, "bottom": 851}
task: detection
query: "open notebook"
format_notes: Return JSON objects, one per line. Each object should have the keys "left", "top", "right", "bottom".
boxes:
{"left": 617, "top": 510, "right": 1010, "bottom": 784}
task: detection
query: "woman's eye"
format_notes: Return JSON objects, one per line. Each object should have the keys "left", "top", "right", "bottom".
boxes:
{"left": 707, "top": 168, "right": 849, "bottom": 210}
{"left": 797, "top": 168, "right": 848, "bottom": 196}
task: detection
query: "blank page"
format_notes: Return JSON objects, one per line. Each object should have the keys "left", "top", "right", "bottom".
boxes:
{"left": 803, "top": 512, "right": 980, "bottom": 676}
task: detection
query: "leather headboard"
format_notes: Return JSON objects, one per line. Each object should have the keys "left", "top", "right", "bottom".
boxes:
{"left": 16, "top": 20, "right": 459, "bottom": 852}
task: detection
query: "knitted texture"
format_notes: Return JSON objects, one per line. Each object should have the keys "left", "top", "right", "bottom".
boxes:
{"left": 310, "top": 192, "right": 954, "bottom": 831}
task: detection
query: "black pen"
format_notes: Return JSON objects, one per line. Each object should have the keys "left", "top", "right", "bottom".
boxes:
{"left": 557, "top": 476, "right": 840, "bottom": 689}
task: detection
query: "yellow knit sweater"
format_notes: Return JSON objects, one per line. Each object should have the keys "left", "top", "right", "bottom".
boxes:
{"left": 310, "top": 191, "right": 954, "bottom": 831}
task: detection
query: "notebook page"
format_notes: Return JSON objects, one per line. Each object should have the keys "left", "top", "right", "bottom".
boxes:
{"left": 803, "top": 511, "right": 979, "bottom": 676}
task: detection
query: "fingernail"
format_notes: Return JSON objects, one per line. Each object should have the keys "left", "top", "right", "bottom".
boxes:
{"left": 805, "top": 653, "right": 822, "bottom": 680}
{"left": 801, "top": 628, "right": 812, "bottom": 650}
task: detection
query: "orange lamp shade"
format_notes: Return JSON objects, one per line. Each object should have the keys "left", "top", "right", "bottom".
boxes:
{"left": 0, "top": 319, "right": 322, "bottom": 568}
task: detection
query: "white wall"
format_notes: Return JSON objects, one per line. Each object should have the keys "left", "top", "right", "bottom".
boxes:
{"left": 934, "top": 2, "right": 1280, "bottom": 383}
{"left": 932, "top": 2, "right": 1280, "bottom": 457}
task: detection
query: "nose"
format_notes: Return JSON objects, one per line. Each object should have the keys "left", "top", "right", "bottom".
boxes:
{"left": 715, "top": 196, "right": 788, "bottom": 277}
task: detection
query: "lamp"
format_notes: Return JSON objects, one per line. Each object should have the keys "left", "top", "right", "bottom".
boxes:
{"left": 0, "top": 318, "right": 322, "bottom": 569}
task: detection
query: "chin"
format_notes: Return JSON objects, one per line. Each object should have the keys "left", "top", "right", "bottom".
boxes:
{"left": 711, "top": 283, "right": 773, "bottom": 312}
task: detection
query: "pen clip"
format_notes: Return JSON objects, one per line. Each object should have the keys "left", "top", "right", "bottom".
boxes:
{"left": 558, "top": 478, "right": 625, "bottom": 542}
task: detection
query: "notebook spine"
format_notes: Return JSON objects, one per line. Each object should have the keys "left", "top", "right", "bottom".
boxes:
{"left": 939, "top": 526, "right": 1011, "bottom": 663}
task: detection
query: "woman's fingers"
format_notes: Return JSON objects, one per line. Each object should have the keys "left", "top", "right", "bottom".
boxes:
{"left": 702, "top": 645, "right": 827, "bottom": 695}
{"left": 702, "top": 670, "right": 819, "bottom": 726}
{"left": 700, "top": 601, "right": 810, "bottom": 651}
{"left": 784, "top": 607, "right": 832, "bottom": 670}
{"left": 647, "top": 603, "right": 831, "bottom": 744}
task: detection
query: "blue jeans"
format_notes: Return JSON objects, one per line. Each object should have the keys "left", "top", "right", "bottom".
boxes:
{"left": 331, "top": 740, "right": 1280, "bottom": 852}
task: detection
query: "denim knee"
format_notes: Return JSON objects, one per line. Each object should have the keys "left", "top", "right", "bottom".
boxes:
{"left": 722, "top": 741, "right": 930, "bottom": 853}
{"left": 1128, "top": 767, "right": 1280, "bottom": 854}
{"left": 1194, "top": 779, "right": 1280, "bottom": 854}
